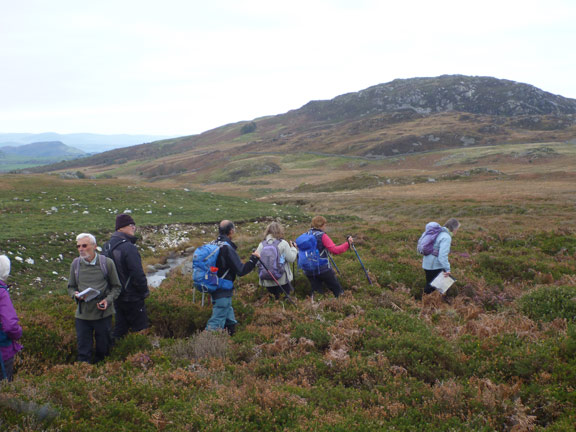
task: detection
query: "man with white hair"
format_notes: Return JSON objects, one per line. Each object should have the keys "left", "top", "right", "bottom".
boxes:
{"left": 67, "top": 233, "right": 121, "bottom": 363}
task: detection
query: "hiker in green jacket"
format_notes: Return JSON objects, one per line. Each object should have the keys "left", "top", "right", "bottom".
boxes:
{"left": 67, "top": 233, "right": 122, "bottom": 363}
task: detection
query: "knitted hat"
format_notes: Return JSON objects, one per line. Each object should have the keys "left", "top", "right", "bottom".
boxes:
{"left": 115, "top": 213, "right": 136, "bottom": 230}
{"left": 0, "top": 255, "right": 10, "bottom": 281}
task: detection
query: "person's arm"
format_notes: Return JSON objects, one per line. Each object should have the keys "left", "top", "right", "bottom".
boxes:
{"left": 437, "top": 234, "right": 452, "bottom": 273}
{"left": 281, "top": 240, "right": 298, "bottom": 263}
{"left": 125, "top": 245, "right": 148, "bottom": 293}
{"left": 0, "top": 291, "right": 22, "bottom": 341}
{"left": 67, "top": 262, "right": 79, "bottom": 299}
{"left": 105, "top": 259, "right": 122, "bottom": 304}
{"left": 255, "top": 242, "right": 263, "bottom": 255}
{"left": 322, "top": 233, "right": 350, "bottom": 255}
{"left": 222, "top": 245, "right": 259, "bottom": 277}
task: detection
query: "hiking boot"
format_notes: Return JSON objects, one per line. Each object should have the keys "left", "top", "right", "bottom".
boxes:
{"left": 225, "top": 324, "right": 236, "bottom": 336}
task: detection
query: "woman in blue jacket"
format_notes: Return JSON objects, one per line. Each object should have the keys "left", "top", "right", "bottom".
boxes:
{"left": 422, "top": 218, "right": 460, "bottom": 294}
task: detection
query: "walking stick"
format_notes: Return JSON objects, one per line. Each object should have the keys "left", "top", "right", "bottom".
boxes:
{"left": 328, "top": 253, "right": 341, "bottom": 275}
{"left": 257, "top": 258, "right": 297, "bottom": 307}
{"left": 351, "top": 243, "right": 372, "bottom": 285}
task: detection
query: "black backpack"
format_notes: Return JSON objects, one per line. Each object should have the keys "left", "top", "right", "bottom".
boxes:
{"left": 101, "top": 239, "right": 130, "bottom": 290}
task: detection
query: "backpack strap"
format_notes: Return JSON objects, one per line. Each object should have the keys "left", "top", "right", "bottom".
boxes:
{"left": 309, "top": 229, "right": 328, "bottom": 258}
{"left": 98, "top": 254, "right": 109, "bottom": 279}
{"left": 72, "top": 257, "right": 80, "bottom": 285}
{"left": 215, "top": 241, "right": 231, "bottom": 279}
{"left": 104, "top": 239, "right": 126, "bottom": 258}
{"left": 105, "top": 239, "right": 133, "bottom": 291}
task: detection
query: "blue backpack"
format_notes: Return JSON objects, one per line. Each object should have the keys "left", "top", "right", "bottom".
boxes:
{"left": 417, "top": 222, "right": 443, "bottom": 256}
{"left": 295, "top": 230, "right": 330, "bottom": 276}
{"left": 257, "top": 239, "right": 285, "bottom": 280}
{"left": 192, "top": 241, "right": 234, "bottom": 293}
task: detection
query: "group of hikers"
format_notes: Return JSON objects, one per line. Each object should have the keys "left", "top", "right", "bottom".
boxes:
{"left": 0, "top": 212, "right": 460, "bottom": 379}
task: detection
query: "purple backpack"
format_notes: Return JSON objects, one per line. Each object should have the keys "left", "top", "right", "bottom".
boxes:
{"left": 257, "top": 239, "right": 285, "bottom": 280}
{"left": 417, "top": 222, "right": 443, "bottom": 256}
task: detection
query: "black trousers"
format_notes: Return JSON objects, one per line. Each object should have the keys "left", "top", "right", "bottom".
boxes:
{"left": 266, "top": 282, "right": 294, "bottom": 300}
{"left": 75, "top": 316, "right": 112, "bottom": 364}
{"left": 424, "top": 269, "right": 443, "bottom": 294}
{"left": 113, "top": 299, "right": 149, "bottom": 339}
{"left": 0, "top": 355, "right": 14, "bottom": 381}
{"left": 307, "top": 270, "right": 343, "bottom": 298}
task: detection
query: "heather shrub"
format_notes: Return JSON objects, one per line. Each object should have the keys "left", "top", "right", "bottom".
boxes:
{"left": 146, "top": 275, "right": 212, "bottom": 337}
{"left": 291, "top": 321, "right": 331, "bottom": 351}
{"left": 519, "top": 285, "right": 576, "bottom": 322}
{"left": 476, "top": 253, "right": 535, "bottom": 284}
{"left": 360, "top": 309, "right": 463, "bottom": 382}
{"left": 166, "top": 330, "right": 229, "bottom": 362}
{"left": 532, "top": 232, "right": 576, "bottom": 255}
{"left": 18, "top": 296, "right": 77, "bottom": 368}
{"left": 477, "top": 333, "right": 557, "bottom": 381}
{"left": 108, "top": 333, "right": 153, "bottom": 361}
{"left": 559, "top": 324, "right": 576, "bottom": 359}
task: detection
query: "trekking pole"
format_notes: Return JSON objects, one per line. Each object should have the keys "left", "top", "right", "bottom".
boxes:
{"left": 257, "top": 258, "right": 297, "bottom": 307}
{"left": 328, "top": 254, "right": 341, "bottom": 275}
{"left": 351, "top": 243, "right": 372, "bottom": 285}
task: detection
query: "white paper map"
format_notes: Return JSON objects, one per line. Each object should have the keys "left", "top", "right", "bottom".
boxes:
{"left": 431, "top": 273, "right": 456, "bottom": 294}
{"left": 77, "top": 287, "right": 101, "bottom": 302}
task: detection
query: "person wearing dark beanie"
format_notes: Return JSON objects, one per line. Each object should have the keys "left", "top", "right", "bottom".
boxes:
{"left": 115, "top": 213, "right": 135, "bottom": 231}
{"left": 103, "top": 214, "right": 149, "bottom": 340}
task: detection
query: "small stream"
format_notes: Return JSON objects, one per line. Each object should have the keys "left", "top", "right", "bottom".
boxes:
{"left": 146, "top": 256, "right": 191, "bottom": 288}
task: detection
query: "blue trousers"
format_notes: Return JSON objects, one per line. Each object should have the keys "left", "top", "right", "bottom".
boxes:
{"left": 206, "top": 297, "right": 237, "bottom": 330}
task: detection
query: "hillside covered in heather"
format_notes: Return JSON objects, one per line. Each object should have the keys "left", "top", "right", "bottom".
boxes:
{"left": 29, "top": 75, "right": 576, "bottom": 180}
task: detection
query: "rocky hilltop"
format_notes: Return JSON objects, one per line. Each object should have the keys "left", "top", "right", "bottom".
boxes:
{"left": 29, "top": 75, "right": 576, "bottom": 177}
{"left": 295, "top": 75, "right": 576, "bottom": 122}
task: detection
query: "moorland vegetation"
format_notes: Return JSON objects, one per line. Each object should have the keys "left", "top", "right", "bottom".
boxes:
{"left": 1, "top": 137, "right": 576, "bottom": 431}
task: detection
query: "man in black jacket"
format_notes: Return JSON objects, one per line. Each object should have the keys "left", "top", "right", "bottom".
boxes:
{"left": 206, "top": 220, "right": 259, "bottom": 335}
{"left": 104, "top": 214, "right": 150, "bottom": 339}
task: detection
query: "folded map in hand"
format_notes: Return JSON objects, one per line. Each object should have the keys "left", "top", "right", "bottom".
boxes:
{"left": 430, "top": 273, "right": 456, "bottom": 294}
{"left": 77, "top": 287, "right": 101, "bottom": 302}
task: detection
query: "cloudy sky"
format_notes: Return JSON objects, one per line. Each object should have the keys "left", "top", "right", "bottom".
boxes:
{"left": 1, "top": 0, "right": 575, "bottom": 136}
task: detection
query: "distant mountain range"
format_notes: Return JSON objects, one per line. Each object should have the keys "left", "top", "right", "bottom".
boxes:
{"left": 0, "top": 141, "right": 85, "bottom": 157}
{"left": 0, "top": 132, "right": 175, "bottom": 153}
{"left": 25, "top": 75, "right": 576, "bottom": 178}
{"left": 0, "top": 140, "right": 87, "bottom": 172}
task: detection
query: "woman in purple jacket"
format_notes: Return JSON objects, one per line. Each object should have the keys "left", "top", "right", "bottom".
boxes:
{"left": 0, "top": 255, "right": 23, "bottom": 381}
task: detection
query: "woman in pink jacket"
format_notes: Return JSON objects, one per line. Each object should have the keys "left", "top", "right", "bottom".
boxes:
{"left": 303, "top": 216, "right": 353, "bottom": 298}
{"left": 0, "top": 255, "right": 23, "bottom": 381}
